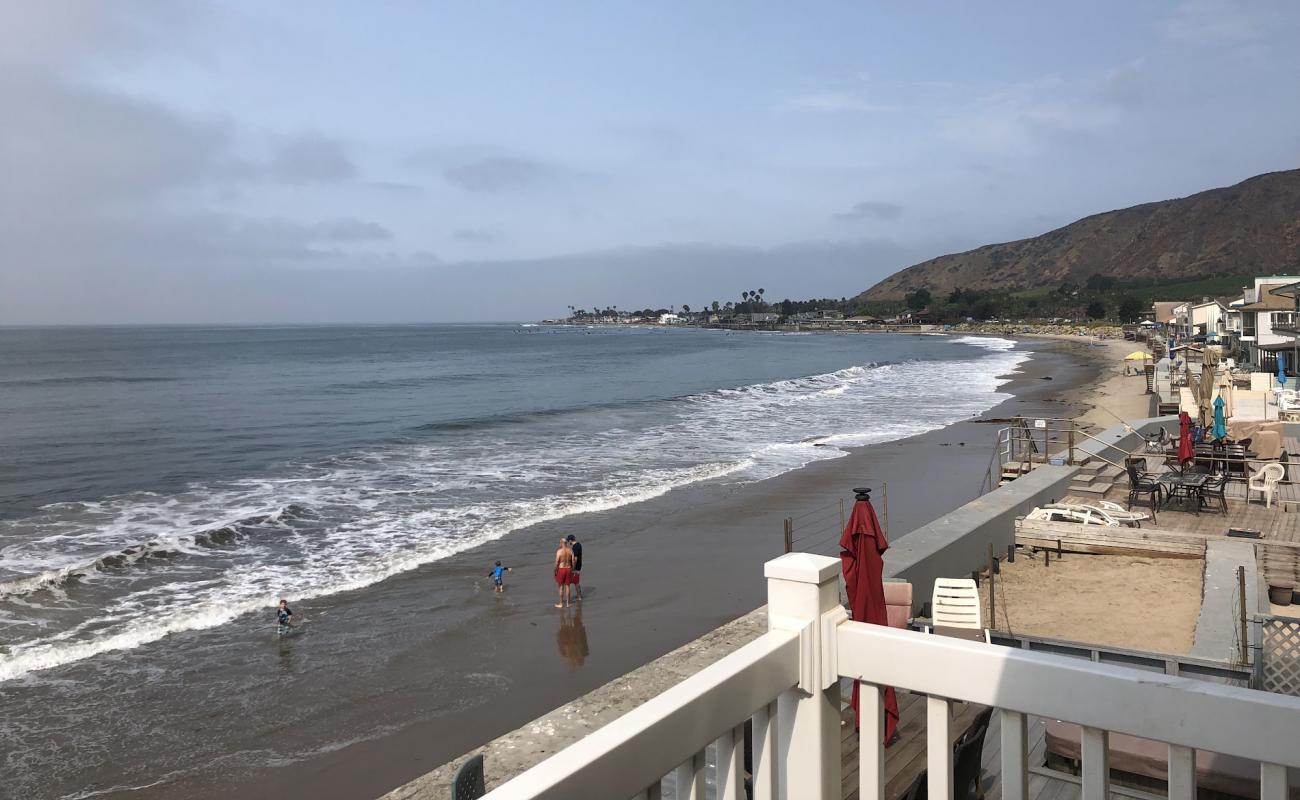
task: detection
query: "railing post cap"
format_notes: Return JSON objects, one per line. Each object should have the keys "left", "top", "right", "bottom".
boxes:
{"left": 764, "top": 552, "right": 840, "bottom": 584}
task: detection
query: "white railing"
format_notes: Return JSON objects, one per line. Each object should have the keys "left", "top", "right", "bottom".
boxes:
{"left": 483, "top": 553, "right": 1300, "bottom": 800}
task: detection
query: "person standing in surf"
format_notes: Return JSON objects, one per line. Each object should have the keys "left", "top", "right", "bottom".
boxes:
{"left": 276, "top": 599, "right": 294, "bottom": 635}
{"left": 565, "top": 534, "right": 583, "bottom": 601}
{"left": 553, "top": 538, "right": 575, "bottom": 608}
{"left": 488, "top": 560, "right": 511, "bottom": 593}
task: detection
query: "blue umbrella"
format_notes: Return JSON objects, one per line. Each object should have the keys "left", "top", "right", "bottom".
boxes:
{"left": 1213, "top": 395, "right": 1227, "bottom": 440}
{"left": 1278, "top": 352, "right": 1288, "bottom": 389}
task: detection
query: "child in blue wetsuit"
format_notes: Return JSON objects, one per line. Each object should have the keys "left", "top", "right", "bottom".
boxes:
{"left": 276, "top": 599, "right": 294, "bottom": 635}
{"left": 489, "top": 561, "right": 511, "bottom": 593}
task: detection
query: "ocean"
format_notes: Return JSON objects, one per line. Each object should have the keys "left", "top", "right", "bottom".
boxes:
{"left": 0, "top": 324, "right": 1027, "bottom": 798}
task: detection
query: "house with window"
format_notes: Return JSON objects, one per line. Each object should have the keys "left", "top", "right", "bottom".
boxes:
{"left": 1230, "top": 277, "right": 1300, "bottom": 369}
{"left": 1188, "top": 298, "right": 1232, "bottom": 341}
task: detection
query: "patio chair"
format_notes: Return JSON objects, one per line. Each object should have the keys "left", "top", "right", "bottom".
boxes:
{"left": 1248, "top": 463, "right": 1286, "bottom": 508}
{"left": 903, "top": 706, "right": 994, "bottom": 800}
{"left": 452, "top": 754, "right": 485, "bottom": 800}
{"left": 1199, "top": 473, "right": 1228, "bottom": 516}
{"left": 1142, "top": 426, "right": 1171, "bottom": 454}
{"left": 1125, "top": 458, "right": 1162, "bottom": 522}
{"left": 931, "top": 578, "right": 981, "bottom": 630}
{"left": 1224, "top": 444, "right": 1249, "bottom": 477}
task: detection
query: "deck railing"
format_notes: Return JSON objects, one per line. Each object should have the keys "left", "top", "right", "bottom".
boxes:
{"left": 482, "top": 553, "right": 1300, "bottom": 800}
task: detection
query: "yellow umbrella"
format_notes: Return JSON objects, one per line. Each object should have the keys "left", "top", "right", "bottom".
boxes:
{"left": 1123, "top": 351, "right": 1151, "bottom": 360}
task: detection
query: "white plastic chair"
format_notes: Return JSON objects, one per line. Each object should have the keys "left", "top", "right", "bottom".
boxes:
{"left": 1248, "top": 463, "right": 1286, "bottom": 508}
{"left": 930, "top": 578, "right": 984, "bottom": 636}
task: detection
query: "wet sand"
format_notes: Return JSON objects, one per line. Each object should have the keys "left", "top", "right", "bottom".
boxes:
{"left": 78, "top": 337, "right": 1106, "bottom": 800}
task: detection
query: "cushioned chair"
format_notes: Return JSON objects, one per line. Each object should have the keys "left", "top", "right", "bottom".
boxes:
{"left": 883, "top": 580, "right": 913, "bottom": 629}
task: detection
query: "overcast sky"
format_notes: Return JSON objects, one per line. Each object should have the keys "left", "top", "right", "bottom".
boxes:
{"left": 3, "top": 1, "right": 1299, "bottom": 323}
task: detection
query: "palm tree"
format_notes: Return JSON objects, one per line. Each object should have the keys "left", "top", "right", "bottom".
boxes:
{"left": 712, "top": 300, "right": 720, "bottom": 312}
{"left": 742, "top": 291, "right": 750, "bottom": 303}
{"left": 682, "top": 304, "right": 691, "bottom": 314}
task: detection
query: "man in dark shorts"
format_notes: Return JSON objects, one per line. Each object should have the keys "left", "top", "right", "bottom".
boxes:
{"left": 553, "top": 538, "right": 575, "bottom": 608}
{"left": 565, "top": 534, "right": 583, "bottom": 601}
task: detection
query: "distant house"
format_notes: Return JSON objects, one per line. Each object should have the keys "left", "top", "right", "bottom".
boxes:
{"left": 1188, "top": 298, "right": 1232, "bottom": 340}
{"left": 792, "top": 309, "right": 844, "bottom": 322}
{"left": 658, "top": 313, "right": 682, "bottom": 325}
{"left": 748, "top": 312, "right": 781, "bottom": 325}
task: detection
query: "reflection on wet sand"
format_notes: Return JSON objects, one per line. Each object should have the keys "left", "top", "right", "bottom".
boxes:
{"left": 557, "top": 607, "right": 589, "bottom": 669}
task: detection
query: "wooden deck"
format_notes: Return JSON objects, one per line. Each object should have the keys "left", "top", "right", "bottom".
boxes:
{"left": 838, "top": 690, "right": 1175, "bottom": 800}
{"left": 838, "top": 686, "right": 1087, "bottom": 800}
{"left": 1066, "top": 479, "right": 1300, "bottom": 546}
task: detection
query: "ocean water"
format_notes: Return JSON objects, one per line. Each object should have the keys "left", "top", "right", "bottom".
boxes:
{"left": 0, "top": 325, "right": 1025, "bottom": 686}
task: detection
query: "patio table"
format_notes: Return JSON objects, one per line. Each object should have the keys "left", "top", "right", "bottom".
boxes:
{"left": 1158, "top": 472, "right": 1210, "bottom": 514}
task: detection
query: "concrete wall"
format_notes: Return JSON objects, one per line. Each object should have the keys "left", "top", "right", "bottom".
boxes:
{"left": 884, "top": 465, "right": 1078, "bottom": 613}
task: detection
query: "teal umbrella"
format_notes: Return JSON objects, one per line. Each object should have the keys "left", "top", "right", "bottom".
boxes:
{"left": 1213, "top": 395, "right": 1227, "bottom": 440}
{"left": 1278, "top": 353, "right": 1288, "bottom": 389}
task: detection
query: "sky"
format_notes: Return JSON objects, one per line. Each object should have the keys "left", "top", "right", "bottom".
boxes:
{"left": 2, "top": 1, "right": 1299, "bottom": 323}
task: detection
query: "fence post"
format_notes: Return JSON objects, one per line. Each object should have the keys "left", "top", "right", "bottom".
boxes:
{"left": 1237, "top": 566, "right": 1248, "bottom": 665}
{"left": 783, "top": 518, "right": 793, "bottom": 554}
{"left": 1068, "top": 422, "right": 1076, "bottom": 466}
{"left": 765, "top": 553, "right": 843, "bottom": 800}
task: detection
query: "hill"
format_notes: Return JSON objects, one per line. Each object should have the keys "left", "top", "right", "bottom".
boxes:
{"left": 857, "top": 169, "right": 1300, "bottom": 301}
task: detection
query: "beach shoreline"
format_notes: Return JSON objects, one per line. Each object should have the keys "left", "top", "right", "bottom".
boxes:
{"left": 103, "top": 336, "right": 1121, "bottom": 800}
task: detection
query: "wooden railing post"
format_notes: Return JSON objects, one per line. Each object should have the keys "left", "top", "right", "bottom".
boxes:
{"left": 766, "top": 553, "right": 844, "bottom": 800}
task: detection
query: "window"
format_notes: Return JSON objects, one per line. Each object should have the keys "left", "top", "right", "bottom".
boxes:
{"left": 1243, "top": 312, "right": 1257, "bottom": 338}
{"left": 1274, "top": 312, "right": 1297, "bottom": 329}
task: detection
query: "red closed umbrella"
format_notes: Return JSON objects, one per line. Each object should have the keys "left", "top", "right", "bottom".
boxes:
{"left": 839, "top": 488, "right": 900, "bottom": 744}
{"left": 1177, "top": 411, "right": 1194, "bottom": 466}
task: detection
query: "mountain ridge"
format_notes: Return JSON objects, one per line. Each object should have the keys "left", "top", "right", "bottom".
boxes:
{"left": 857, "top": 169, "right": 1300, "bottom": 301}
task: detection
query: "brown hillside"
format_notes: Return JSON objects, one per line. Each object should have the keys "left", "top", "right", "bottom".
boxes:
{"left": 858, "top": 169, "right": 1300, "bottom": 301}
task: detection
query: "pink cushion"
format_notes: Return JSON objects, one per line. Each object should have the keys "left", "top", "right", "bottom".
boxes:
{"left": 883, "top": 581, "right": 912, "bottom": 629}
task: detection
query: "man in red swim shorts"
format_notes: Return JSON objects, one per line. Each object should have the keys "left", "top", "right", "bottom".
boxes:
{"left": 553, "top": 537, "right": 575, "bottom": 608}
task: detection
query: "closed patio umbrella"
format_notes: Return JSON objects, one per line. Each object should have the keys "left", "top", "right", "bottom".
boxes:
{"left": 1178, "top": 411, "right": 1195, "bottom": 466}
{"left": 1213, "top": 395, "right": 1227, "bottom": 440}
{"left": 1279, "top": 353, "right": 1288, "bottom": 390}
{"left": 839, "top": 487, "right": 899, "bottom": 744}
{"left": 1199, "top": 359, "right": 1216, "bottom": 429}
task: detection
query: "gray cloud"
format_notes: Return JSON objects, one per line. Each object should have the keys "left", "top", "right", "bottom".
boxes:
{"left": 452, "top": 227, "right": 503, "bottom": 244}
{"left": 264, "top": 133, "right": 358, "bottom": 184}
{"left": 443, "top": 157, "right": 552, "bottom": 193}
{"left": 834, "top": 201, "right": 904, "bottom": 222}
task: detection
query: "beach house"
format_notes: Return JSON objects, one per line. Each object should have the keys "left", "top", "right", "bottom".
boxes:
{"left": 1229, "top": 277, "right": 1300, "bottom": 370}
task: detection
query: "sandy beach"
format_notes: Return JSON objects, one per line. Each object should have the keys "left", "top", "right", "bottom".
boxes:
{"left": 95, "top": 335, "right": 1121, "bottom": 800}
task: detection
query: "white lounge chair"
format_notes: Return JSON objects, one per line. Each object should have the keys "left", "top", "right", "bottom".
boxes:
{"left": 1025, "top": 502, "right": 1149, "bottom": 528}
{"left": 1248, "top": 463, "right": 1286, "bottom": 508}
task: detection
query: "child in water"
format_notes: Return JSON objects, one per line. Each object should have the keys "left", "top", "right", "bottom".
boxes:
{"left": 488, "top": 561, "right": 511, "bottom": 593}
{"left": 276, "top": 599, "right": 294, "bottom": 635}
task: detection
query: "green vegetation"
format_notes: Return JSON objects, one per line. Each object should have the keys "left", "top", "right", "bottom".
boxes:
{"left": 566, "top": 274, "right": 1256, "bottom": 325}
{"left": 854, "top": 273, "right": 1255, "bottom": 324}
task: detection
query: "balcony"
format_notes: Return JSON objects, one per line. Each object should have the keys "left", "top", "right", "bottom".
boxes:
{"left": 479, "top": 553, "right": 1300, "bottom": 800}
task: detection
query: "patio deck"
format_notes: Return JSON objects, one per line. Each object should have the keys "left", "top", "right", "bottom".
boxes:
{"left": 1064, "top": 479, "right": 1300, "bottom": 545}
{"left": 839, "top": 686, "right": 1086, "bottom": 800}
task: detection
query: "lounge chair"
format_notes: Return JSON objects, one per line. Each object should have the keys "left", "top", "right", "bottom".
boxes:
{"left": 1248, "top": 463, "right": 1286, "bottom": 508}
